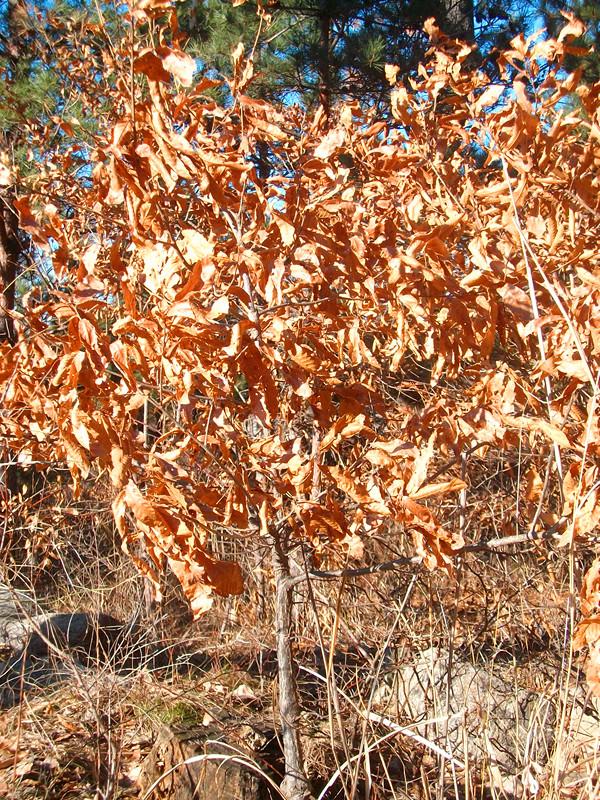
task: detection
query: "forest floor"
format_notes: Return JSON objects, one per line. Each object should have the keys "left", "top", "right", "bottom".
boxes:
{"left": 1, "top": 518, "right": 598, "bottom": 800}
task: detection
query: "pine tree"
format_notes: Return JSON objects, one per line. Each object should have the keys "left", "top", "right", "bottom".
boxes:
{"left": 0, "top": 0, "right": 110, "bottom": 506}
{"left": 538, "top": 0, "right": 599, "bottom": 82}
{"left": 180, "top": 0, "right": 532, "bottom": 108}
{"left": 0, "top": 0, "right": 115, "bottom": 344}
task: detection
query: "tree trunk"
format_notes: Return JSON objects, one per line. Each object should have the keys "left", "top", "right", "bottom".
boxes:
{"left": 1, "top": 0, "right": 22, "bottom": 345}
{"left": 317, "top": 6, "right": 331, "bottom": 115}
{"left": 442, "top": 0, "right": 475, "bottom": 41}
{"left": 272, "top": 535, "right": 309, "bottom": 800}
{"left": 0, "top": 190, "right": 19, "bottom": 522}
{"left": 0, "top": 189, "right": 19, "bottom": 345}
{"left": 0, "top": 0, "right": 26, "bottom": 508}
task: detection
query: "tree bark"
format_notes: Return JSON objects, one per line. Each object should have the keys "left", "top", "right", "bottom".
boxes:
{"left": 0, "top": 189, "right": 19, "bottom": 345}
{"left": 317, "top": 5, "right": 331, "bottom": 115}
{"left": 272, "top": 535, "right": 309, "bottom": 800}
{"left": 0, "top": 188, "right": 18, "bottom": 539}
{"left": 442, "top": 0, "right": 475, "bottom": 42}
{"left": 1, "top": 0, "right": 24, "bottom": 345}
{"left": 0, "top": 0, "right": 26, "bottom": 509}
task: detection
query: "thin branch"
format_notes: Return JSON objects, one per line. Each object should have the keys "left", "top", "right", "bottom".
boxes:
{"left": 292, "top": 517, "right": 569, "bottom": 584}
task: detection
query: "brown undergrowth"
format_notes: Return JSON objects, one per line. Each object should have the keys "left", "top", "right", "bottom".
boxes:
{"left": 1, "top": 461, "right": 597, "bottom": 799}
{"left": 0, "top": 5, "right": 599, "bottom": 799}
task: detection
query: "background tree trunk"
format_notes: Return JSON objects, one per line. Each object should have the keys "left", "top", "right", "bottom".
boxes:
{"left": 0, "top": 0, "right": 23, "bottom": 345}
{"left": 0, "top": 0, "right": 26, "bottom": 509}
{"left": 0, "top": 188, "right": 19, "bottom": 345}
{"left": 317, "top": 5, "right": 331, "bottom": 115}
{"left": 443, "top": 0, "right": 475, "bottom": 41}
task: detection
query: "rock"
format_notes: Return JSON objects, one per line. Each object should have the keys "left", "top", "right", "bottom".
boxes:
{"left": 557, "top": 692, "right": 600, "bottom": 791}
{"left": 0, "top": 583, "right": 41, "bottom": 649}
{"left": 0, "top": 612, "right": 134, "bottom": 708}
{"left": 19, "top": 612, "right": 130, "bottom": 663}
{"left": 389, "top": 646, "right": 556, "bottom": 795}
{"left": 1, "top": 616, "right": 41, "bottom": 651}
{"left": 0, "top": 654, "right": 69, "bottom": 708}
{"left": 0, "top": 582, "right": 39, "bottom": 617}
{"left": 0, "top": 610, "right": 213, "bottom": 708}
{"left": 139, "top": 724, "right": 279, "bottom": 800}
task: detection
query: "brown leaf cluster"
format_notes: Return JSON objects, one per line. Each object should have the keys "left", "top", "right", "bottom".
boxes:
{"left": 0, "top": 6, "right": 598, "bottom": 687}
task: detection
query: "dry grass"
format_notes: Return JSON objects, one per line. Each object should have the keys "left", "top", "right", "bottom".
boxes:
{"left": 1, "top": 456, "right": 598, "bottom": 800}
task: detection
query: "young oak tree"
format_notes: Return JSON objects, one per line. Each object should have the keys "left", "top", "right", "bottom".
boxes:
{"left": 0, "top": 2, "right": 599, "bottom": 797}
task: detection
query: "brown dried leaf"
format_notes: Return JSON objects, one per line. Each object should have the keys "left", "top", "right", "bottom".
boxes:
{"left": 409, "top": 478, "right": 467, "bottom": 501}
{"left": 320, "top": 414, "right": 367, "bottom": 452}
{"left": 314, "top": 127, "right": 346, "bottom": 159}
{"left": 159, "top": 47, "right": 196, "bottom": 87}
{"left": 558, "top": 12, "right": 586, "bottom": 42}
{"left": 134, "top": 50, "right": 171, "bottom": 84}
{"left": 472, "top": 84, "right": 504, "bottom": 114}
{"left": 0, "top": 157, "right": 12, "bottom": 187}
{"left": 109, "top": 445, "right": 128, "bottom": 488}
{"left": 132, "top": 0, "right": 173, "bottom": 21}
{"left": 169, "top": 555, "right": 244, "bottom": 618}
{"left": 580, "top": 559, "right": 600, "bottom": 616}
{"left": 524, "top": 466, "right": 543, "bottom": 503}
{"left": 123, "top": 480, "right": 175, "bottom": 533}
{"left": 502, "top": 415, "right": 570, "bottom": 448}
{"left": 513, "top": 78, "right": 533, "bottom": 113}
{"left": 325, "top": 465, "right": 373, "bottom": 505}
{"left": 273, "top": 212, "right": 295, "bottom": 246}
{"left": 385, "top": 64, "right": 399, "bottom": 85}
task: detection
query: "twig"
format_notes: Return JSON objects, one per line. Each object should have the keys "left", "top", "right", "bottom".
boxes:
{"left": 292, "top": 517, "right": 568, "bottom": 583}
